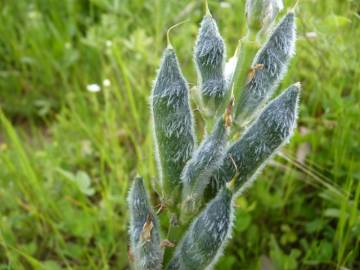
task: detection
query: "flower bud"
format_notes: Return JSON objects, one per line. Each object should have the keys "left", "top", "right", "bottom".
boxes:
{"left": 212, "top": 83, "right": 300, "bottom": 193}
{"left": 151, "top": 47, "right": 196, "bottom": 208}
{"left": 246, "top": 0, "right": 283, "bottom": 32}
{"left": 167, "top": 188, "right": 233, "bottom": 270}
{"left": 128, "top": 176, "right": 163, "bottom": 270}
{"left": 195, "top": 14, "right": 227, "bottom": 112}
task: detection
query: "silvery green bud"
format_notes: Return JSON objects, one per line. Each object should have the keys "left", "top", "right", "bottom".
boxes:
{"left": 235, "top": 12, "right": 296, "bottom": 123}
{"left": 181, "top": 118, "right": 229, "bottom": 220}
{"left": 195, "top": 14, "right": 227, "bottom": 112}
{"left": 167, "top": 188, "right": 233, "bottom": 270}
{"left": 246, "top": 0, "right": 283, "bottom": 32}
{"left": 128, "top": 176, "right": 163, "bottom": 270}
{"left": 151, "top": 47, "right": 196, "bottom": 208}
{"left": 126, "top": 1, "right": 304, "bottom": 267}
{"left": 213, "top": 83, "right": 300, "bottom": 192}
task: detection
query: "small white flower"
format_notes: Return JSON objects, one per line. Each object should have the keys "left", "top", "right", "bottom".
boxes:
{"left": 28, "top": 11, "right": 40, "bottom": 19}
{"left": 220, "top": 2, "right": 231, "bottom": 9}
{"left": 305, "top": 32, "right": 317, "bottom": 39}
{"left": 106, "top": 40, "right": 113, "bottom": 47}
{"left": 103, "top": 79, "right": 111, "bottom": 87}
{"left": 87, "top": 84, "right": 101, "bottom": 93}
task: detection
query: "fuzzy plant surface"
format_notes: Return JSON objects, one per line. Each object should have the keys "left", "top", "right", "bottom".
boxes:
{"left": 128, "top": 1, "right": 300, "bottom": 269}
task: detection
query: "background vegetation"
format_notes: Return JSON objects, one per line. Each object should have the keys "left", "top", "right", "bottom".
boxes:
{"left": 0, "top": 0, "right": 359, "bottom": 269}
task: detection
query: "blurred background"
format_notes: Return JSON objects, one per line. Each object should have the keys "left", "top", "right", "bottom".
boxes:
{"left": 0, "top": 0, "right": 359, "bottom": 269}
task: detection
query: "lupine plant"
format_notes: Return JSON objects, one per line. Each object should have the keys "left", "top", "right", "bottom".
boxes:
{"left": 128, "top": 0, "right": 300, "bottom": 269}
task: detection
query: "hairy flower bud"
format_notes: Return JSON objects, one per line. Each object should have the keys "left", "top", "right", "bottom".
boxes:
{"left": 151, "top": 47, "right": 196, "bottom": 207}
{"left": 246, "top": 0, "right": 284, "bottom": 32}
{"left": 212, "top": 83, "right": 300, "bottom": 193}
{"left": 235, "top": 12, "right": 296, "bottom": 123}
{"left": 195, "top": 14, "right": 227, "bottom": 112}
{"left": 167, "top": 188, "right": 233, "bottom": 270}
{"left": 181, "top": 118, "right": 228, "bottom": 221}
{"left": 128, "top": 176, "right": 163, "bottom": 270}
{"left": 128, "top": 2, "right": 302, "bottom": 268}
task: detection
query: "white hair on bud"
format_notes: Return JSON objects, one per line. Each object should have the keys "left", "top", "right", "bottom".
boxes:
{"left": 167, "top": 189, "right": 233, "bottom": 270}
{"left": 127, "top": 177, "right": 163, "bottom": 270}
{"left": 211, "top": 83, "right": 300, "bottom": 194}
{"left": 151, "top": 48, "right": 196, "bottom": 204}
{"left": 181, "top": 119, "right": 228, "bottom": 221}
{"left": 195, "top": 14, "right": 227, "bottom": 111}
{"left": 235, "top": 12, "right": 297, "bottom": 123}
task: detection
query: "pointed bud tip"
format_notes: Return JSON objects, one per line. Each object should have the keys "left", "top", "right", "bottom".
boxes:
{"left": 290, "top": 82, "right": 301, "bottom": 95}
{"left": 285, "top": 10, "right": 295, "bottom": 22}
{"left": 282, "top": 83, "right": 301, "bottom": 104}
{"left": 128, "top": 175, "right": 147, "bottom": 207}
{"left": 165, "top": 46, "right": 175, "bottom": 54}
{"left": 132, "top": 175, "right": 149, "bottom": 194}
{"left": 259, "top": 83, "right": 300, "bottom": 141}
{"left": 132, "top": 175, "right": 145, "bottom": 190}
{"left": 294, "top": 81, "right": 301, "bottom": 89}
{"left": 264, "top": 83, "right": 300, "bottom": 117}
{"left": 201, "top": 14, "right": 216, "bottom": 29}
{"left": 162, "top": 47, "right": 177, "bottom": 63}
{"left": 286, "top": 12, "right": 296, "bottom": 23}
{"left": 134, "top": 175, "right": 143, "bottom": 182}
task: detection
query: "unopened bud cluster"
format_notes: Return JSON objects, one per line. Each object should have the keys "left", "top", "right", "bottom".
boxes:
{"left": 128, "top": 0, "right": 300, "bottom": 269}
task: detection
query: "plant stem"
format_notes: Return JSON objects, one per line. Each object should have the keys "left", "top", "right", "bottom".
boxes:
{"left": 215, "top": 30, "right": 260, "bottom": 125}
{"left": 232, "top": 30, "right": 260, "bottom": 119}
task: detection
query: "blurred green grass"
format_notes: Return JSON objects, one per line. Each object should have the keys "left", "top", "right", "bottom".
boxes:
{"left": 0, "top": 0, "right": 359, "bottom": 269}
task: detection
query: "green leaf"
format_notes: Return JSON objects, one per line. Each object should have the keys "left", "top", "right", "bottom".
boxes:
{"left": 324, "top": 14, "right": 351, "bottom": 28}
{"left": 235, "top": 210, "right": 252, "bottom": 232}
{"left": 323, "top": 208, "right": 341, "bottom": 218}
{"left": 305, "top": 219, "right": 325, "bottom": 233}
{"left": 57, "top": 168, "right": 95, "bottom": 196}
{"left": 318, "top": 240, "right": 333, "bottom": 261}
{"left": 42, "top": 261, "right": 62, "bottom": 270}
{"left": 75, "top": 171, "right": 95, "bottom": 196}
{"left": 280, "top": 224, "right": 297, "bottom": 245}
